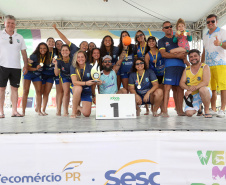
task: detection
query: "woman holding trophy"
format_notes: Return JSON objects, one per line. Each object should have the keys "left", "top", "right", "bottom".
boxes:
{"left": 70, "top": 51, "right": 101, "bottom": 118}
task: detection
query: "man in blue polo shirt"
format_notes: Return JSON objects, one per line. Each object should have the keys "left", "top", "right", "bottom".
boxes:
{"left": 158, "top": 21, "right": 186, "bottom": 117}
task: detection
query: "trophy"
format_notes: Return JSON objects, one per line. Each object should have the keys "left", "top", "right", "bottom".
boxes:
{"left": 91, "top": 60, "right": 100, "bottom": 82}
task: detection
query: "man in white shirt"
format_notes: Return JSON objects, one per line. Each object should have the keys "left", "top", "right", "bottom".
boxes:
{"left": 0, "top": 15, "right": 28, "bottom": 118}
{"left": 202, "top": 14, "right": 226, "bottom": 118}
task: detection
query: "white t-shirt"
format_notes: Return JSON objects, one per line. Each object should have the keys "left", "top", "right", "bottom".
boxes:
{"left": 0, "top": 29, "right": 27, "bottom": 69}
{"left": 203, "top": 27, "right": 226, "bottom": 66}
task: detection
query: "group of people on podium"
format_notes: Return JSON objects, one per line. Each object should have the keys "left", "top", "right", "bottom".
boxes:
{"left": 0, "top": 14, "right": 225, "bottom": 119}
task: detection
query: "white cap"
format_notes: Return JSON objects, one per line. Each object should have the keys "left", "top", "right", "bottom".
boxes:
{"left": 102, "top": 55, "right": 112, "bottom": 61}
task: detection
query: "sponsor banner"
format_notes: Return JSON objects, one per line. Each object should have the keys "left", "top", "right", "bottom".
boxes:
{"left": 0, "top": 132, "right": 226, "bottom": 184}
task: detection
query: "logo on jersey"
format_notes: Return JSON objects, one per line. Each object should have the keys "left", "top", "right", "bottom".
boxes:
{"left": 145, "top": 78, "right": 149, "bottom": 82}
{"left": 111, "top": 76, "right": 114, "bottom": 80}
{"left": 62, "top": 67, "right": 65, "bottom": 71}
{"left": 197, "top": 77, "right": 201, "bottom": 81}
{"left": 165, "top": 42, "right": 170, "bottom": 47}
{"left": 17, "top": 39, "right": 20, "bottom": 43}
{"left": 87, "top": 73, "right": 90, "bottom": 77}
{"left": 187, "top": 77, "right": 190, "bottom": 83}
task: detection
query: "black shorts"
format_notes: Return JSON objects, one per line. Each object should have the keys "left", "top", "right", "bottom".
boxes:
{"left": 0, "top": 66, "right": 21, "bottom": 88}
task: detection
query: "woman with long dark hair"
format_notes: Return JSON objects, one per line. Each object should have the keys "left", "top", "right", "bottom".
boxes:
{"left": 129, "top": 58, "right": 163, "bottom": 116}
{"left": 118, "top": 31, "right": 136, "bottom": 91}
{"left": 135, "top": 30, "right": 147, "bottom": 60}
{"left": 22, "top": 42, "right": 50, "bottom": 116}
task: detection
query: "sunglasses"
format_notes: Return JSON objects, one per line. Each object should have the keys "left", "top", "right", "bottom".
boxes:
{"left": 136, "top": 33, "right": 144, "bottom": 38}
{"left": 206, "top": 20, "right": 215, "bottom": 24}
{"left": 163, "top": 25, "right": 172, "bottom": 29}
{"left": 136, "top": 62, "right": 144, "bottom": 65}
{"left": 9, "top": 36, "right": 13, "bottom": 44}
{"left": 103, "top": 60, "right": 112, "bottom": 63}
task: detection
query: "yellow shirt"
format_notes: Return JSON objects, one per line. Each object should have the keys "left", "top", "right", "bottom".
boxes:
{"left": 186, "top": 63, "right": 210, "bottom": 95}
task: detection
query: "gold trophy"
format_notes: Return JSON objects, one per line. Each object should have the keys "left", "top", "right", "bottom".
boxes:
{"left": 91, "top": 60, "right": 100, "bottom": 82}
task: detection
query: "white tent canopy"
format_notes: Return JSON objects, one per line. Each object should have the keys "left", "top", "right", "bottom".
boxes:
{"left": 0, "top": 0, "right": 225, "bottom": 31}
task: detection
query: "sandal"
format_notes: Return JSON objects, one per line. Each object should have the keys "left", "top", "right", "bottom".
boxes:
{"left": 0, "top": 114, "right": 5, "bottom": 118}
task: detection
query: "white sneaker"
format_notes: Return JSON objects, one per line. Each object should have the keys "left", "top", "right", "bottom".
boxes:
{"left": 217, "top": 110, "right": 225, "bottom": 118}
{"left": 209, "top": 109, "right": 217, "bottom": 116}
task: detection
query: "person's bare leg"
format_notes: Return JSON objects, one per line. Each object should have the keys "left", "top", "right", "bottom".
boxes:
{"left": 117, "top": 75, "right": 121, "bottom": 91}
{"left": 176, "top": 85, "right": 185, "bottom": 116}
{"left": 199, "top": 87, "right": 211, "bottom": 116}
{"left": 150, "top": 88, "right": 163, "bottom": 117}
{"left": 33, "top": 81, "right": 43, "bottom": 116}
{"left": 71, "top": 86, "right": 82, "bottom": 118}
{"left": 22, "top": 79, "right": 31, "bottom": 116}
{"left": 220, "top": 90, "right": 226, "bottom": 111}
{"left": 121, "top": 78, "right": 129, "bottom": 92}
{"left": 62, "top": 82, "right": 70, "bottom": 116}
{"left": 56, "top": 81, "right": 63, "bottom": 116}
{"left": 78, "top": 101, "right": 92, "bottom": 117}
{"left": 42, "top": 82, "right": 53, "bottom": 115}
{"left": 185, "top": 110, "right": 196, "bottom": 117}
{"left": 11, "top": 86, "right": 22, "bottom": 116}
{"left": 117, "top": 88, "right": 127, "bottom": 94}
{"left": 211, "top": 90, "right": 217, "bottom": 112}
{"left": 162, "top": 84, "right": 171, "bottom": 117}
{"left": 0, "top": 87, "right": 6, "bottom": 116}
{"left": 144, "top": 104, "right": 149, "bottom": 115}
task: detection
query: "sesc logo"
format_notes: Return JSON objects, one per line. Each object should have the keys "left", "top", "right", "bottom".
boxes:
{"left": 104, "top": 159, "right": 160, "bottom": 185}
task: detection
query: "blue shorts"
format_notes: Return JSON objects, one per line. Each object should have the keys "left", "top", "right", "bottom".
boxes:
{"left": 54, "top": 76, "right": 60, "bottom": 85}
{"left": 120, "top": 72, "right": 130, "bottom": 79}
{"left": 24, "top": 71, "right": 42, "bottom": 82}
{"left": 42, "top": 74, "right": 54, "bottom": 84}
{"left": 138, "top": 94, "right": 152, "bottom": 105}
{"left": 70, "top": 84, "right": 92, "bottom": 102}
{"left": 81, "top": 90, "right": 92, "bottom": 102}
{"left": 163, "top": 66, "right": 185, "bottom": 86}
{"left": 184, "top": 88, "right": 212, "bottom": 111}
{"left": 61, "top": 76, "right": 72, "bottom": 83}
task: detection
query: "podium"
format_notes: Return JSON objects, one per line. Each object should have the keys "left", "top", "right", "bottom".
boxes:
{"left": 96, "top": 94, "right": 136, "bottom": 119}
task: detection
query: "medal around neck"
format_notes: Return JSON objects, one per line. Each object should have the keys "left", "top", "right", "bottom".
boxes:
{"left": 91, "top": 60, "right": 100, "bottom": 82}
{"left": 137, "top": 85, "right": 141, "bottom": 89}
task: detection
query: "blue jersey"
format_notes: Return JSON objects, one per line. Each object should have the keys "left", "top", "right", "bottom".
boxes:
{"left": 120, "top": 44, "right": 136, "bottom": 73}
{"left": 99, "top": 70, "right": 117, "bottom": 94}
{"left": 104, "top": 46, "right": 119, "bottom": 65}
{"left": 70, "top": 64, "right": 93, "bottom": 93}
{"left": 158, "top": 36, "right": 185, "bottom": 68}
{"left": 129, "top": 69, "right": 157, "bottom": 96}
{"left": 42, "top": 49, "right": 57, "bottom": 76}
{"left": 29, "top": 54, "right": 44, "bottom": 76}
{"left": 69, "top": 42, "right": 79, "bottom": 56}
{"left": 136, "top": 44, "right": 145, "bottom": 59}
{"left": 57, "top": 58, "right": 72, "bottom": 78}
{"left": 148, "top": 51, "right": 165, "bottom": 76}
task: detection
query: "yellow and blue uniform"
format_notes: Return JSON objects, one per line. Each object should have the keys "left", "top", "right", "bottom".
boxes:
{"left": 57, "top": 43, "right": 79, "bottom": 83}
{"left": 148, "top": 51, "right": 165, "bottom": 84}
{"left": 136, "top": 44, "right": 146, "bottom": 59}
{"left": 57, "top": 58, "right": 72, "bottom": 83}
{"left": 70, "top": 64, "right": 93, "bottom": 102}
{"left": 120, "top": 44, "right": 137, "bottom": 79}
{"left": 129, "top": 69, "right": 157, "bottom": 105}
{"left": 42, "top": 49, "right": 57, "bottom": 84}
{"left": 158, "top": 36, "right": 185, "bottom": 86}
{"left": 24, "top": 54, "right": 43, "bottom": 82}
{"left": 185, "top": 63, "right": 212, "bottom": 111}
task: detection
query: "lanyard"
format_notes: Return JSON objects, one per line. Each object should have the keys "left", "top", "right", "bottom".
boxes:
{"left": 136, "top": 70, "right": 145, "bottom": 87}
{"left": 150, "top": 49, "right": 158, "bottom": 67}
{"left": 139, "top": 43, "right": 146, "bottom": 57}
{"left": 40, "top": 56, "right": 45, "bottom": 63}
{"left": 50, "top": 50, "right": 53, "bottom": 61}
{"left": 76, "top": 64, "right": 86, "bottom": 81}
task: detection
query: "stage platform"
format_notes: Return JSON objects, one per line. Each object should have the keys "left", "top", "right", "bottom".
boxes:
{"left": 0, "top": 108, "right": 225, "bottom": 134}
